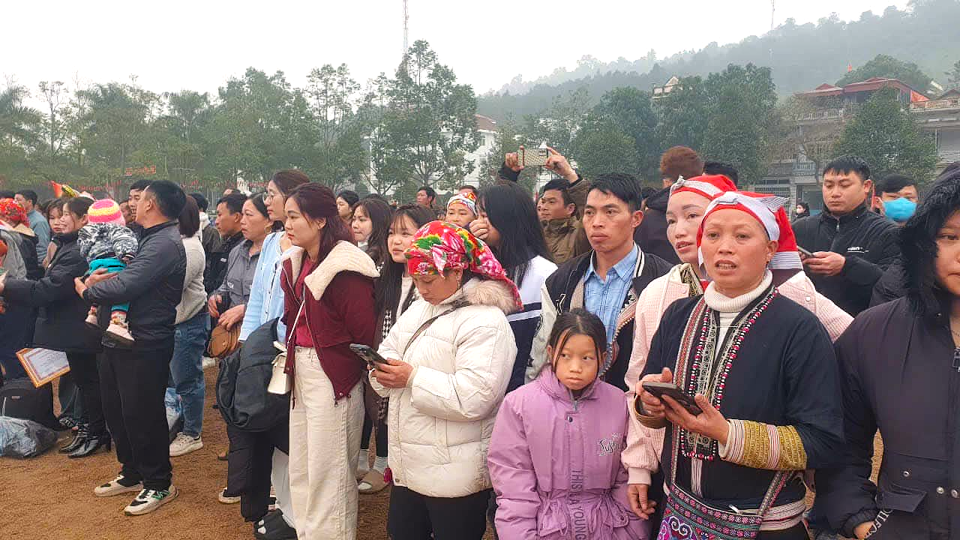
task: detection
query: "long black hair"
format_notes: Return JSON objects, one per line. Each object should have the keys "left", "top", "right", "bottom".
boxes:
{"left": 374, "top": 205, "right": 437, "bottom": 340}
{"left": 902, "top": 163, "right": 960, "bottom": 320}
{"left": 353, "top": 197, "right": 393, "bottom": 267}
{"left": 478, "top": 182, "right": 550, "bottom": 285}
{"left": 547, "top": 308, "right": 607, "bottom": 376}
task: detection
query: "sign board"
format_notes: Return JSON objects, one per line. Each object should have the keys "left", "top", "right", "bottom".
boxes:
{"left": 16, "top": 348, "right": 70, "bottom": 388}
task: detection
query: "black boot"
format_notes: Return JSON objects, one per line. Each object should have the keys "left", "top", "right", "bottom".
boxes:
{"left": 60, "top": 424, "right": 88, "bottom": 454}
{"left": 68, "top": 432, "right": 112, "bottom": 459}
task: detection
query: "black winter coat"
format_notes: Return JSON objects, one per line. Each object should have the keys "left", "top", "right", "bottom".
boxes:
{"left": 2, "top": 232, "right": 102, "bottom": 354}
{"left": 205, "top": 231, "right": 243, "bottom": 293}
{"left": 633, "top": 187, "right": 681, "bottom": 265}
{"left": 792, "top": 204, "right": 900, "bottom": 316}
{"left": 816, "top": 298, "right": 959, "bottom": 539}
{"left": 869, "top": 258, "right": 906, "bottom": 308}
{"left": 83, "top": 220, "right": 186, "bottom": 348}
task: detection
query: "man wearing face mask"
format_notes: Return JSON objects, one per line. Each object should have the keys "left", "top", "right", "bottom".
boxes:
{"left": 874, "top": 174, "right": 920, "bottom": 224}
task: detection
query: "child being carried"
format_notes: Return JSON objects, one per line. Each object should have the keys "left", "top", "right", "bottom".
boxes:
{"left": 79, "top": 199, "right": 138, "bottom": 346}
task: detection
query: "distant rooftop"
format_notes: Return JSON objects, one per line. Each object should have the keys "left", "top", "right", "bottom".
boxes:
{"left": 475, "top": 114, "right": 497, "bottom": 132}
{"left": 799, "top": 77, "right": 929, "bottom": 103}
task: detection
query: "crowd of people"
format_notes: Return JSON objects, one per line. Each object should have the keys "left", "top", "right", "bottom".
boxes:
{"left": 0, "top": 142, "right": 957, "bottom": 540}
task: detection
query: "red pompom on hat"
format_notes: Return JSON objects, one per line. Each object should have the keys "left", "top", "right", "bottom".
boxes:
{"left": 670, "top": 174, "right": 738, "bottom": 201}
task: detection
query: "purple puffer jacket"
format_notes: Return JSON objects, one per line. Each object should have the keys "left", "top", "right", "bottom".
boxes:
{"left": 488, "top": 369, "right": 652, "bottom": 540}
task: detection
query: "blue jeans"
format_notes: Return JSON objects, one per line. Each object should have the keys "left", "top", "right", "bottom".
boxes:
{"left": 167, "top": 310, "right": 209, "bottom": 438}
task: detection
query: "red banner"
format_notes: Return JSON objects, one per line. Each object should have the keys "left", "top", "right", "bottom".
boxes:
{"left": 124, "top": 165, "right": 157, "bottom": 177}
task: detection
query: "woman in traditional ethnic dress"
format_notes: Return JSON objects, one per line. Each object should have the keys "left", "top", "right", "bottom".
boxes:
{"left": 635, "top": 191, "right": 844, "bottom": 540}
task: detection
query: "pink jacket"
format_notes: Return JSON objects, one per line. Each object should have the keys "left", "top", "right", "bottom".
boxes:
{"left": 489, "top": 369, "right": 651, "bottom": 540}
{"left": 621, "top": 265, "right": 853, "bottom": 485}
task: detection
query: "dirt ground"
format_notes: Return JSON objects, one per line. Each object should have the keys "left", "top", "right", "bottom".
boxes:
{"left": 0, "top": 369, "right": 393, "bottom": 540}
{"left": 0, "top": 367, "right": 880, "bottom": 540}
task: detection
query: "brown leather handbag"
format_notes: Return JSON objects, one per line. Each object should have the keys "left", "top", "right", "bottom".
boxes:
{"left": 208, "top": 324, "right": 241, "bottom": 359}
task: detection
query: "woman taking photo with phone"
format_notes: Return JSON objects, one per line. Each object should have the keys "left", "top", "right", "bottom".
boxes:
{"left": 280, "top": 183, "right": 378, "bottom": 539}
{"left": 371, "top": 222, "right": 519, "bottom": 540}
{"left": 622, "top": 176, "right": 852, "bottom": 522}
{"left": 0, "top": 196, "right": 108, "bottom": 458}
{"left": 356, "top": 204, "right": 434, "bottom": 495}
{"left": 472, "top": 182, "right": 556, "bottom": 393}
{"left": 235, "top": 169, "right": 308, "bottom": 539}
{"left": 634, "top": 191, "right": 844, "bottom": 539}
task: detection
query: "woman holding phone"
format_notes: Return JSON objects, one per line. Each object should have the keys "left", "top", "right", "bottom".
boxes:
{"left": 621, "top": 176, "right": 851, "bottom": 523}
{"left": 634, "top": 191, "right": 844, "bottom": 539}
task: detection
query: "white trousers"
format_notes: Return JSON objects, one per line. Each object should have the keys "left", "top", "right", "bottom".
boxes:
{"left": 289, "top": 347, "right": 364, "bottom": 540}
{"left": 271, "top": 449, "right": 296, "bottom": 527}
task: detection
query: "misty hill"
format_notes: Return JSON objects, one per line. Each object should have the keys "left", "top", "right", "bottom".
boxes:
{"left": 478, "top": 0, "right": 960, "bottom": 121}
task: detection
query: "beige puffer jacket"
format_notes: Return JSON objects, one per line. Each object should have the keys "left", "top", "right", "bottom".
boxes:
{"left": 371, "top": 278, "right": 518, "bottom": 498}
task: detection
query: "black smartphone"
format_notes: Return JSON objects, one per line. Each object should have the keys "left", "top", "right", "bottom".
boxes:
{"left": 350, "top": 343, "right": 390, "bottom": 368}
{"left": 798, "top": 246, "right": 814, "bottom": 257}
{"left": 641, "top": 381, "right": 703, "bottom": 415}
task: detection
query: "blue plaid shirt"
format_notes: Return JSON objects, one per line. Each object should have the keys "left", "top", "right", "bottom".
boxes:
{"left": 583, "top": 245, "right": 639, "bottom": 346}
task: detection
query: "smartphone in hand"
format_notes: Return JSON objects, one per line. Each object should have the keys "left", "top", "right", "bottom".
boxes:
{"left": 642, "top": 381, "right": 703, "bottom": 415}
{"left": 350, "top": 343, "right": 390, "bottom": 369}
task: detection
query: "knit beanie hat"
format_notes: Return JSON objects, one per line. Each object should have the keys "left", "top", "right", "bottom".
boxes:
{"left": 88, "top": 199, "right": 126, "bottom": 226}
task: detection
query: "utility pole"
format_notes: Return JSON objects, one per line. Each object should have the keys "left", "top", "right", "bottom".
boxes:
{"left": 402, "top": 0, "right": 409, "bottom": 68}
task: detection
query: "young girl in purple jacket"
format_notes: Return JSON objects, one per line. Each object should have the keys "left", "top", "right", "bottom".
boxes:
{"left": 488, "top": 309, "right": 652, "bottom": 539}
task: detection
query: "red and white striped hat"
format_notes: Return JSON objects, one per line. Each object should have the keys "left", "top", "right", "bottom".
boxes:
{"left": 670, "top": 174, "right": 737, "bottom": 201}
{"left": 697, "top": 191, "right": 802, "bottom": 271}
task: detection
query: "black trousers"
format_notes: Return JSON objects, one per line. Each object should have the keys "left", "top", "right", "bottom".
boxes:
{"left": 360, "top": 413, "right": 388, "bottom": 458}
{"left": 100, "top": 344, "right": 173, "bottom": 491}
{"left": 226, "top": 421, "right": 289, "bottom": 522}
{"left": 388, "top": 486, "right": 491, "bottom": 540}
{"left": 66, "top": 352, "right": 104, "bottom": 434}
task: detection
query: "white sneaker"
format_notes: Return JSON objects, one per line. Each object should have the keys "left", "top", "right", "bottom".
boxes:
{"left": 94, "top": 474, "right": 143, "bottom": 497}
{"left": 124, "top": 486, "right": 178, "bottom": 516}
{"left": 105, "top": 321, "right": 135, "bottom": 346}
{"left": 169, "top": 433, "right": 203, "bottom": 457}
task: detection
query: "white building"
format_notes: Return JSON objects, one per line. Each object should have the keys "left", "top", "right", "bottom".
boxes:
{"left": 462, "top": 114, "right": 499, "bottom": 187}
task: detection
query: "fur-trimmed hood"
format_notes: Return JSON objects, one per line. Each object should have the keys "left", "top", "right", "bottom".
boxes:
{"left": 283, "top": 240, "right": 379, "bottom": 300}
{"left": 454, "top": 278, "right": 520, "bottom": 315}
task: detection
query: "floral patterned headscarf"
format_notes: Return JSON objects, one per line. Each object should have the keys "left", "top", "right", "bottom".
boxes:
{"left": 405, "top": 221, "right": 522, "bottom": 309}
{"left": 0, "top": 198, "right": 33, "bottom": 237}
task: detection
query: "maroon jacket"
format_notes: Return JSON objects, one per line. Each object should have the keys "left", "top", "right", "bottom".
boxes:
{"left": 280, "top": 241, "right": 378, "bottom": 401}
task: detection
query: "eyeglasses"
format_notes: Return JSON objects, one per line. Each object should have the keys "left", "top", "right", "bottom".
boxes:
{"left": 262, "top": 191, "right": 279, "bottom": 202}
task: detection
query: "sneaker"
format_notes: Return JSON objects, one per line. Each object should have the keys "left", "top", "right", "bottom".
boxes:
{"left": 202, "top": 356, "right": 217, "bottom": 370}
{"left": 105, "top": 320, "right": 134, "bottom": 346}
{"left": 358, "top": 469, "right": 388, "bottom": 494}
{"left": 124, "top": 486, "right": 178, "bottom": 516}
{"left": 94, "top": 474, "right": 143, "bottom": 497}
{"left": 169, "top": 433, "right": 203, "bottom": 457}
{"left": 218, "top": 488, "right": 241, "bottom": 504}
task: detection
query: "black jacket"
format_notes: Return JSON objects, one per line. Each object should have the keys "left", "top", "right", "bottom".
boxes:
{"left": 792, "top": 204, "right": 900, "bottom": 316}
{"left": 83, "top": 220, "right": 186, "bottom": 348}
{"left": 816, "top": 298, "right": 958, "bottom": 538}
{"left": 541, "top": 247, "right": 673, "bottom": 390}
{"left": 205, "top": 231, "right": 243, "bottom": 293}
{"left": 2, "top": 232, "right": 102, "bottom": 354}
{"left": 14, "top": 232, "right": 42, "bottom": 280}
{"left": 869, "top": 257, "right": 906, "bottom": 308}
{"left": 633, "top": 187, "right": 681, "bottom": 265}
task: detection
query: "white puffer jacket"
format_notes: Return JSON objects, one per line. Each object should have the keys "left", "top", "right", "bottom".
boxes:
{"left": 371, "top": 278, "right": 518, "bottom": 498}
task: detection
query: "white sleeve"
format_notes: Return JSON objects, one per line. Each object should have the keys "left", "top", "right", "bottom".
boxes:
{"left": 525, "top": 281, "right": 555, "bottom": 383}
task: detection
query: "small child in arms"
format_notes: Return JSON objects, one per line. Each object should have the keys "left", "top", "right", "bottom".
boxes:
{"left": 79, "top": 199, "right": 138, "bottom": 346}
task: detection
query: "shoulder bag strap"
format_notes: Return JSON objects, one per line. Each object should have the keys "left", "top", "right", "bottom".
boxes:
{"left": 402, "top": 300, "right": 469, "bottom": 357}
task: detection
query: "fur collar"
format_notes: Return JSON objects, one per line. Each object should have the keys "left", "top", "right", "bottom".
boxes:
{"left": 450, "top": 278, "right": 519, "bottom": 315}
{"left": 283, "top": 241, "right": 379, "bottom": 300}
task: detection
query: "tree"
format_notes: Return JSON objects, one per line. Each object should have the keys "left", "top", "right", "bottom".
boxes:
{"left": 832, "top": 87, "right": 939, "bottom": 182}
{"left": 371, "top": 41, "right": 480, "bottom": 191}
{"left": 654, "top": 76, "right": 709, "bottom": 154}
{"left": 570, "top": 120, "right": 640, "bottom": 179}
{"left": 304, "top": 64, "right": 367, "bottom": 192}
{"left": 585, "top": 87, "right": 659, "bottom": 180}
{"left": 523, "top": 87, "right": 591, "bottom": 156}
{"left": 771, "top": 95, "right": 840, "bottom": 182}
{"left": 475, "top": 116, "right": 538, "bottom": 191}
{"left": 947, "top": 59, "right": 960, "bottom": 91}
{"left": 700, "top": 64, "right": 779, "bottom": 184}
{"left": 837, "top": 54, "right": 934, "bottom": 94}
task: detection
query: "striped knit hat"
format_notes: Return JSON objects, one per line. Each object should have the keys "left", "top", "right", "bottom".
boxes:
{"left": 88, "top": 199, "right": 126, "bottom": 226}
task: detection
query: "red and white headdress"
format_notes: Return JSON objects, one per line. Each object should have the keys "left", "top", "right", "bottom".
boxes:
{"left": 697, "top": 191, "right": 802, "bottom": 271}
{"left": 670, "top": 174, "right": 737, "bottom": 202}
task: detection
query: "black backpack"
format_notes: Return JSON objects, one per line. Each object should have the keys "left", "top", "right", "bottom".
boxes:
{"left": 217, "top": 318, "right": 290, "bottom": 432}
{"left": 0, "top": 379, "right": 60, "bottom": 430}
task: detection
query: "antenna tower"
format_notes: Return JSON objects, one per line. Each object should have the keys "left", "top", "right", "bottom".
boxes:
{"left": 403, "top": 0, "right": 410, "bottom": 58}
{"left": 770, "top": 0, "right": 775, "bottom": 31}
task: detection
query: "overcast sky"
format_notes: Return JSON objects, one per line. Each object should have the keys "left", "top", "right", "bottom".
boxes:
{"left": 3, "top": 0, "right": 909, "bottom": 100}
